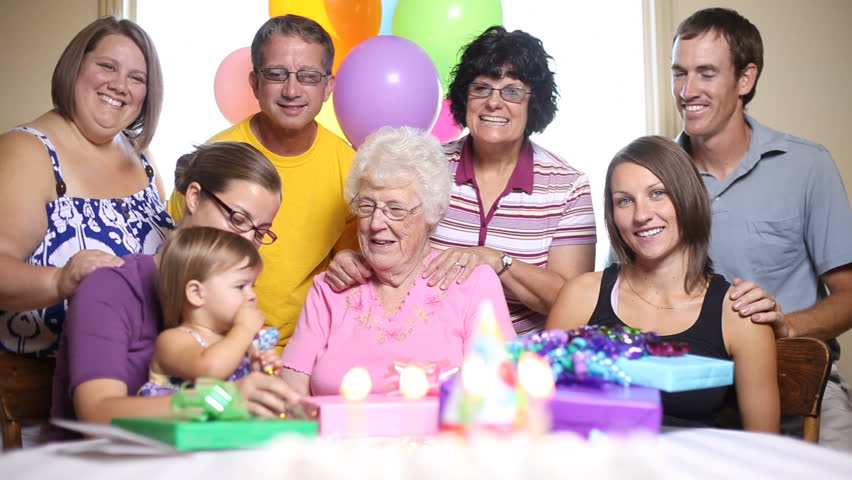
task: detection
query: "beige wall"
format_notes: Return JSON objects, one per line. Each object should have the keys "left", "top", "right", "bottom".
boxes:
{"left": 0, "top": 0, "right": 99, "bottom": 131}
{"left": 661, "top": 0, "right": 852, "bottom": 377}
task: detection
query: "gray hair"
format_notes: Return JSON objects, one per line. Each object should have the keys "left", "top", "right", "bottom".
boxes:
{"left": 345, "top": 126, "right": 452, "bottom": 226}
{"left": 250, "top": 15, "right": 334, "bottom": 74}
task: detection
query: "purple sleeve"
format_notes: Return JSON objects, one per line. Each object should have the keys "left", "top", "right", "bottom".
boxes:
{"left": 65, "top": 268, "right": 137, "bottom": 393}
{"left": 461, "top": 266, "right": 517, "bottom": 351}
{"left": 280, "top": 273, "right": 333, "bottom": 375}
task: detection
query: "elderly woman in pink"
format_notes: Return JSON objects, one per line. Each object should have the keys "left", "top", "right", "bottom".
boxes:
{"left": 280, "top": 126, "right": 515, "bottom": 395}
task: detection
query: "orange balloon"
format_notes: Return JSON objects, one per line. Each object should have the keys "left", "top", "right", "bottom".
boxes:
{"left": 213, "top": 47, "right": 259, "bottom": 124}
{"left": 325, "top": 0, "right": 381, "bottom": 50}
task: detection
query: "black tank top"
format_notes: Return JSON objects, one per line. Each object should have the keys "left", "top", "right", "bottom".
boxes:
{"left": 588, "top": 264, "right": 731, "bottom": 427}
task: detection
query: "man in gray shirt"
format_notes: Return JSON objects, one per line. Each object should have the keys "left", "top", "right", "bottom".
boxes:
{"left": 671, "top": 8, "right": 852, "bottom": 450}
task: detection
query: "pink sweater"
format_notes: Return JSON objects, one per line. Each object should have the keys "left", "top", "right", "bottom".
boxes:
{"left": 281, "top": 264, "right": 515, "bottom": 395}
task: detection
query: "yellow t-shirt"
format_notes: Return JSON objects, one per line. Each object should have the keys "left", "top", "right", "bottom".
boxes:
{"left": 167, "top": 118, "right": 358, "bottom": 348}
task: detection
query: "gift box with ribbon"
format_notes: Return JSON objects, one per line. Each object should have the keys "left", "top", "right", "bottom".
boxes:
{"left": 299, "top": 394, "right": 440, "bottom": 437}
{"left": 615, "top": 354, "right": 734, "bottom": 392}
{"left": 549, "top": 383, "right": 662, "bottom": 436}
{"left": 111, "top": 379, "right": 317, "bottom": 450}
{"left": 507, "top": 327, "right": 732, "bottom": 392}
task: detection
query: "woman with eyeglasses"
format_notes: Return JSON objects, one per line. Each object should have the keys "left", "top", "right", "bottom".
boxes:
{"left": 278, "top": 127, "right": 515, "bottom": 396}
{"left": 51, "top": 142, "right": 302, "bottom": 434}
{"left": 0, "top": 17, "right": 175, "bottom": 358}
{"left": 327, "top": 26, "right": 595, "bottom": 336}
{"left": 327, "top": 27, "right": 774, "bottom": 337}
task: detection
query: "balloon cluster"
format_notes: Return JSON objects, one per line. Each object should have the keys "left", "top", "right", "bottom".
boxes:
{"left": 506, "top": 326, "right": 689, "bottom": 387}
{"left": 214, "top": 0, "right": 503, "bottom": 145}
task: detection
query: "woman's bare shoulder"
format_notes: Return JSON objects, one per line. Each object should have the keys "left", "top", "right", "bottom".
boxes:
{"left": 546, "top": 270, "right": 604, "bottom": 330}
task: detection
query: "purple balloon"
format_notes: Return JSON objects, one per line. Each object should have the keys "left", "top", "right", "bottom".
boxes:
{"left": 334, "top": 35, "right": 441, "bottom": 148}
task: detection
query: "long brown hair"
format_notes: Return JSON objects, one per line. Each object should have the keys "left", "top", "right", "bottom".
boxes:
{"left": 604, "top": 136, "right": 713, "bottom": 293}
{"left": 157, "top": 227, "right": 262, "bottom": 328}
{"left": 52, "top": 16, "right": 163, "bottom": 152}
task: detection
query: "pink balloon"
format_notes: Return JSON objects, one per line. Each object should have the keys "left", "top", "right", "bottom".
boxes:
{"left": 214, "top": 47, "right": 259, "bottom": 124}
{"left": 334, "top": 35, "right": 440, "bottom": 148}
{"left": 430, "top": 98, "right": 463, "bottom": 142}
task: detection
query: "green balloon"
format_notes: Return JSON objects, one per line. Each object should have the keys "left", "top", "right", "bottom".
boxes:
{"left": 392, "top": 0, "right": 503, "bottom": 90}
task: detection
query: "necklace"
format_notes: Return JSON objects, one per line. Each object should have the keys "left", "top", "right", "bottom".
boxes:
{"left": 622, "top": 270, "right": 704, "bottom": 310}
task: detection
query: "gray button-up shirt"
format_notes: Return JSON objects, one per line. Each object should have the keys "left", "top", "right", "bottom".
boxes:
{"left": 678, "top": 115, "right": 852, "bottom": 357}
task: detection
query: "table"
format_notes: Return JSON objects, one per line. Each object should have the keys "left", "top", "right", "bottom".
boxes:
{"left": 1, "top": 429, "right": 850, "bottom": 479}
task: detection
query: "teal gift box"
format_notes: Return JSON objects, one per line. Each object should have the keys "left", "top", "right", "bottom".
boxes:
{"left": 111, "top": 416, "right": 318, "bottom": 450}
{"left": 615, "top": 354, "right": 733, "bottom": 392}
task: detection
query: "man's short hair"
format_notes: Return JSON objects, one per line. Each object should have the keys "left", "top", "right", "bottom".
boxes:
{"left": 674, "top": 8, "right": 763, "bottom": 106}
{"left": 251, "top": 15, "right": 335, "bottom": 74}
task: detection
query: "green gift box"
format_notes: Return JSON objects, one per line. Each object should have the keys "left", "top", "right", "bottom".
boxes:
{"left": 111, "top": 416, "right": 318, "bottom": 450}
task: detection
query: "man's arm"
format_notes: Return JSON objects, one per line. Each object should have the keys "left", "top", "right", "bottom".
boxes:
{"left": 783, "top": 264, "right": 852, "bottom": 340}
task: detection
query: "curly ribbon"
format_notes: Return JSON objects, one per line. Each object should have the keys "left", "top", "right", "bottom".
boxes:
{"left": 382, "top": 360, "right": 460, "bottom": 396}
{"left": 506, "top": 326, "right": 688, "bottom": 387}
{"left": 170, "top": 378, "right": 251, "bottom": 421}
{"left": 252, "top": 327, "right": 280, "bottom": 351}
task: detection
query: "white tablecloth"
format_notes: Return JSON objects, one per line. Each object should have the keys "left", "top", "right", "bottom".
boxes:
{"left": 1, "top": 429, "right": 850, "bottom": 479}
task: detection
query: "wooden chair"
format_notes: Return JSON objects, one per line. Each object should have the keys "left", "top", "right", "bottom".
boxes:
{"left": 716, "top": 337, "right": 831, "bottom": 441}
{"left": 0, "top": 351, "right": 55, "bottom": 450}
{"left": 776, "top": 337, "right": 831, "bottom": 442}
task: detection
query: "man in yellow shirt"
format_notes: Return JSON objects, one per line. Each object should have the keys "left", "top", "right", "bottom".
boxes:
{"left": 169, "top": 15, "right": 357, "bottom": 349}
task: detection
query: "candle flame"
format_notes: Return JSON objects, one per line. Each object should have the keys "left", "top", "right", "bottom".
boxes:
{"left": 517, "top": 352, "right": 555, "bottom": 399}
{"left": 461, "top": 354, "right": 488, "bottom": 397}
{"left": 399, "top": 365, "right": 429, "bottom": 399}
{"left": 340, "top": 366, "right": 372, "bottom": 401}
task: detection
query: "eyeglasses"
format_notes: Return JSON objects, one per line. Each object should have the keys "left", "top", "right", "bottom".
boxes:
{"left": 257, "top": 67, "right": 328, "bottom": 85}
{"left": 467, "top": 82, "right": 530, "bottom": 103}
{"left": 200, "top": 186, "right": 277, "bottom": 245}
{"left": 350, "top": 198, "right": 422, "bottom": 221}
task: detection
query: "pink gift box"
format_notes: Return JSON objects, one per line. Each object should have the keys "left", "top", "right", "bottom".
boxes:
{"left": 300, "top": 394, "right": 439, "bottom": 437}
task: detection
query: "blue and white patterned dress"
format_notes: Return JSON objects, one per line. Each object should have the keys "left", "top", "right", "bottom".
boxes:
{"left": 0, "top": 127, "right": 176, "bottom": 356}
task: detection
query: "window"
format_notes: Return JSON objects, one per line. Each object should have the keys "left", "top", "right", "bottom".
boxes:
{"left": 137, "top": 0, "right": 647, "bottom": 267}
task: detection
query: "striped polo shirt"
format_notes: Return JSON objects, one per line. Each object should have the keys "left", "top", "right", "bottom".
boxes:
{"left": 431, "top": 136, "right": 597, "bottom": 334}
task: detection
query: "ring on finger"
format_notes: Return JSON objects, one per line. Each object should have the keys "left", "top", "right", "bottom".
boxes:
{"left": 770, "top": 299, "right": 776, "bottom": 310}
{"left": 453, "top": 260, "right": 465, "bottom": 267}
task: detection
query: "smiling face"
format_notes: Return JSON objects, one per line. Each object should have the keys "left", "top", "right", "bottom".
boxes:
{"left": 355, "top": 181, "right": 431, "bottom": 282}
{"left": 671, "top": 32, "right": 755, "bottom": 141}
{"left": 72, "top": 33, "right": 147, "bottom": 142}
{"left": 250, "top": 34, "right": 333, "bottom": 137}
{"left": 183, "top": 179, "right": 281, "bottom": 249}
{"left": 465, "top": 74, "right": 529, "bottom": 150}
{"left": 198, "top": 258, "right": 260, "bottom": 329}
{"left": 610, "top": 162, "right": 684, "bottom": 266}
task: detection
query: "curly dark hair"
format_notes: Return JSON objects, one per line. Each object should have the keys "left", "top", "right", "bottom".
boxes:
{"left": 447, "top": 26, "right": 558, "bottom": 137}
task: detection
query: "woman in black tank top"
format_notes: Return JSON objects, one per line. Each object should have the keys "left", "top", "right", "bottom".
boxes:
{"left": 546, "top": 136, "right": 779, "bottom": 433}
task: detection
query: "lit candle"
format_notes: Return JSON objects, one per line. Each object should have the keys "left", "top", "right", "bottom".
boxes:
{"left": 517, "top": 352, "right": 555, "bottom": 435}
{"left": 459, "top": 353, "right": 488, "bottom": 428}
{"left": 340, "top": 366, "right": 372, "bottom": 437}
{"left": 399, "top": 365, "right": 429, "bottom": 399}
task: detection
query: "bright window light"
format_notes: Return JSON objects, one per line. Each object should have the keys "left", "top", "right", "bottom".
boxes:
{"left": 137, "top": 0, "right": 647, "bottom": 268}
